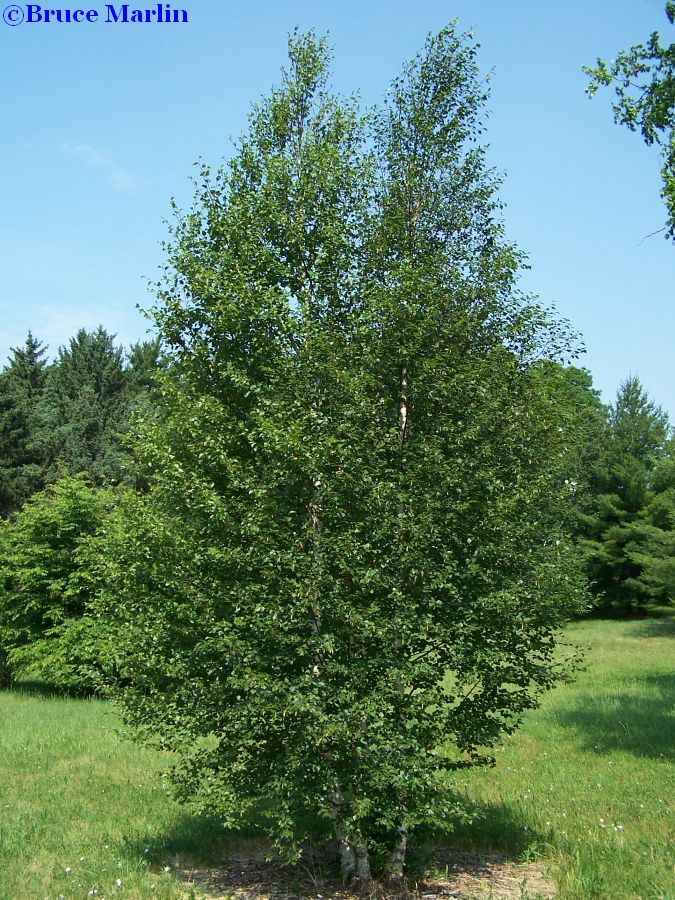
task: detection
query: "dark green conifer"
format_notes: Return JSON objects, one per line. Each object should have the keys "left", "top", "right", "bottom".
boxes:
{"left": 0, "top": 332, "right": 49, "bottom": 517}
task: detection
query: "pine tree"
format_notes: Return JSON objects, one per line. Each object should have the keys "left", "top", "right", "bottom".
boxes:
{"left": 626, "top": 444, "right": 675, "bottom": 604}
{"left": 36, "top": 327, "right": 130, "bottom": 485}
{"left": 0, "top": 332, "right": 48, "bottom": 517}
{"left": 127, "top": 338, "right": 164, "bottom": 394}
{"left": 581, "top": 376, "right": 671, "bottom": 611}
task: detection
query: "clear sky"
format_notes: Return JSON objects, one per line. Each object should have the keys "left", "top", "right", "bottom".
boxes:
{"left": 1, "top": 0, "right": 673, "bottom": 418}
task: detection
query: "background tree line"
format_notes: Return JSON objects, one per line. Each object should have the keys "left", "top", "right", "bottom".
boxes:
{"left": 0, "top": 327, "right": 162, "bottom": 688}
{"left": 0, "top": 327, "right": 162, "bottom": 515}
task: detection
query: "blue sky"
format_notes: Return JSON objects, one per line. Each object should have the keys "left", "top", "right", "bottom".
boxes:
{"left": 1, "top": 0, "right": 673, "bottom": 418}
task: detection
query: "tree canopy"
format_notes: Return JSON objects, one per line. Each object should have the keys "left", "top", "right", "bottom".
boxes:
{"left": 36, "top": 327, "right": 130, "bottom": 484}
{"left": 0, "top": 328, "right": 163, "bottom": 518}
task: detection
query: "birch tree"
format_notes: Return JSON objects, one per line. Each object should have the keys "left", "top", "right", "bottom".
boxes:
{"left": 96, "top": 28, "right": 587, "bottom": 882}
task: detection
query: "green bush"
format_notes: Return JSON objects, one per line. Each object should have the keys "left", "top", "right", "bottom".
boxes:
{"left": 0, "top": 475, "right": 117, "bottom": 692}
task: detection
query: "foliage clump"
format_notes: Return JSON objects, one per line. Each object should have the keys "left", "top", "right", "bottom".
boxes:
{"left": 0, "top": 333, "right": 49, "bottom": 517}
{"left": 0, "top": 475, "right": 116, "bottom": 692}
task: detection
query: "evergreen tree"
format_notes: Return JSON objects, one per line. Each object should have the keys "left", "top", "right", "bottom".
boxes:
{"left": 581, "top": 376, "right": 671, "bottom": 611}
{"left": 127, "top": 338, "right": 164, "bottom": 394}
{"left": 611, "top": 376, "right": 670, "bottom": 463}
{"left": 36, "top": 327, "right": 130, "bottom": 485}
{"left": 0, "top": 332, "right": 48, "bottom": 517}
{"left": 95, "top": 29, "right": 587, "bottom": 879}
{"left": 626, "top": 444, "right": 675, "bottom": 604}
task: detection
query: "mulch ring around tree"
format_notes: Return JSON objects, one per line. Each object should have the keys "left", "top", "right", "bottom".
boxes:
{"left": 176, "top": 843, "right": 556, "bottom": 899}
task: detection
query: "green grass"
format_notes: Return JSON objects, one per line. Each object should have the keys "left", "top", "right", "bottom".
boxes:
{"left": 0, "top": 612, "right": 673, "bottom": 899}
{"left": 450, "top": 610, "right": 675, "bottom": 899}
{"left": 0, "top": 683, "right": 229, "bottom": 899}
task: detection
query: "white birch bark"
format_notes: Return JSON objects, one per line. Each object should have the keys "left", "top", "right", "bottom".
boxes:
{"left": 308, "top": 475, "right": 323, "bottom": 672}
{"left": 334, "top": 826, "right": 357, "bottom": 880}
{"left": 329, "top": 787, "right": 357, "bottom": 880}
{"left": 355, "top": 842, "right": 372, "bottom": 882}
{"left": 389, "top": 817, "right": 408, "bottom": 880}
{"left": 399, "top": 365, "right": 409, "bottom": 445}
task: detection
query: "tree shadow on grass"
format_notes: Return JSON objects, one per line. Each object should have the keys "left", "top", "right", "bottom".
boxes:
{"left": 126, "top": 813, "right": 341, "bottom": 897}
{"left": 128, "top": 799, "right": 549, "bottom": 897}
{"left": 2, "top": 678, "right": 90, "bottom": 700}
{"left": 553, "top": 672, "right": 674, "bottom": 760}
{"left": 399, "top": 802, "right": 553, "bottom": 898}
{"left": 623, "top": 616, "right": 675, "bottom": 639}
{"left": 125, "top": 811, "right": 267, "bottom": 869}
{"left": 582, "top": 605, "right": 675, "bottom": 626}
{"left": 425, "top": 798, "right": 544, "bottom": 859}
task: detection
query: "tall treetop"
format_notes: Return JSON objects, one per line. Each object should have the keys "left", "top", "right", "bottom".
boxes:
{"left": 611, "top": 375, "right": 670, "bottom": 463}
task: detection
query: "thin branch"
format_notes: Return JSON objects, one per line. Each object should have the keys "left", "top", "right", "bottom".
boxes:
{"left": 637, "top": 225, "right": 667, "bottom": 245}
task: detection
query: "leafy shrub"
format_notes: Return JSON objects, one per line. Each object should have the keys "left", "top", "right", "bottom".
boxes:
{"left": 0, "top": 475, "right": 118, "bottom": 692}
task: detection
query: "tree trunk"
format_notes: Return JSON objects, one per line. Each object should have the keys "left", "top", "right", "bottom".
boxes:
{"left": 389, "top": 368, "right": 410, "bottom": 881}
{"left": 389, "top": 817, "right": 408, "bottom": 880}
{"left": 399, "top": 365, "right": 409, "bottom": 445}
{"left": 389, "top": 366, "right": 410, "bottom": 881}
{"left": 330, "top": 787, "right": 357, "bottom": 880}
{"left": 355, "top": 842, "right": 372, "bottom": 882}
{"left": 308, "top": 475, "right": 323, "bottom": 667}
{"left": 334, "top": 825, "right": 357, "bottom": 880}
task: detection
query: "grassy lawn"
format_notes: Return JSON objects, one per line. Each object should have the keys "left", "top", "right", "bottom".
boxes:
{"left": 452, "top": 611, "right": 675, "bottom": 899}
{"left": 0, "top": 611, "right": 673, "bottom": 899}
{"left": 0, "top": 685, "right": 227, "bottom": 899}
